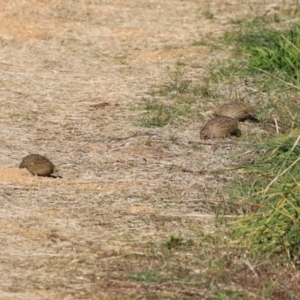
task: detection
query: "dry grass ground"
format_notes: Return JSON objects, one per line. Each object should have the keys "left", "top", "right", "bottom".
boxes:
{"left": 0, "top": 1, "right": 299, "bottom": 299}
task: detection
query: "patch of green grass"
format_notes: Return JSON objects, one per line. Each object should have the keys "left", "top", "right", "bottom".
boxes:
{"left": 189, "top": 142, "right": 203, "bottom": 151}
{"left": 223, "top": 20, "right": 300, "bottom": 89}
{"left": 111, "top": 54, "right": 127, "bottom": 64}
{"left": 122, "top": 231, "right": 300, "bottom": 298}
{"left": 238, "top": 26, "right": 300, "bottom": 83}
{"left": 231, "top": 129, "right": 300, "bottom": 260}
{"left": 202, "top": 9, "right": 214, "bottom": 19}
{"left": 136, "top": 100, "right": 177, "bottom": 127}
{"left": 231, "top": 5, "right": 300, "bottom": 27}
{"left": 156, "top": 80, "right": 191, "bottom": 96}
{"left": 238, "top": 130, "right": 270, "bottom": 145}
{"left": 143, "top": 138, "right": 152, "bottom": 146}
{"left": 230, "top": 14, "right": 281, "bottom": 27}
{"left": 192, "top": 38, "right": 224, "bottom": 51}
{"left": 192, "top": 81, "right": 213, "bottom": 99}
{"left": 162, "top": 236, "right": 194, "bottom": 250}
{"left": 155, "top": 64, "right": 216, "bottom": 100}
{"left": 127, "top": 271, "right": 160, "bottom": 283}
{"left": 214, "top": 21, "right": 300, "bottom": 131}
{"left": 191, "top": 39, "right": 208, "bottom": 47}
{"left": 216, "top": 17, "right": 300, "bottom": 261}
{"left": 191, "top": 8, "right": 300, "bottom": 265}
{"left": 213, "top": 290, "right": 245, "bottom": 300}
{"left": 136, "top": 97, "right": 204, "bottom": 128}
{"left": 10, "top": 113, "right": 23, "bottom": 118}
{"left": 168, "top": 135, "right": 179, "bottom": 142}
{"left": 136, "top": 65, "right": 220, "bottom": 127}
{"left": 163, "top": 44, "right": 182, "bottom": 50}
{"left": 155, "top": 65, "right": 190, "bottom": 97}
{"left": 137, "top": 5, "right": 300, "bottom": 269}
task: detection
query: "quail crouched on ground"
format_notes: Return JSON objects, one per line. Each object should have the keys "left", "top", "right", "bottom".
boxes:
{"left": 214, "top": 101, "right": 257, "bottom": 121}
{"left": 19, "top": 154, "right": 58, "bottom": 176}
{"left": 200, "top": 116, "right": 241, "bottom": 139}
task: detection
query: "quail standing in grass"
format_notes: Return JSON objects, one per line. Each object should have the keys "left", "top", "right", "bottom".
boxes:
{"left": 19, "top": 154, "right": 59, "bottom": 176}
{"left": 214, "top": 101, "right": 257, "bottom": 121}
{"left": 200, "top": 116, "right": 241, "bottom": 139}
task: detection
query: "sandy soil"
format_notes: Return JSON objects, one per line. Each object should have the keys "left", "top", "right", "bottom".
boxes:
{"left": 0, "top": 1, "right": 296, "bottom": 299}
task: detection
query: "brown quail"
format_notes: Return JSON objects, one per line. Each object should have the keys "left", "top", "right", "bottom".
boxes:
{"left": 19, "top": 154, "right": 58, "bottom": 176}
{"left": 200, "top": 116, "right": 241, "bottom": 139}
{"left": 214, "top": 101, "right": 257, "bottom": 121}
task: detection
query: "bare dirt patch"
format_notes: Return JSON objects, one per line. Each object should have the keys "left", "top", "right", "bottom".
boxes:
{"left": 0, "top": 0, "right": 298, "bottom": 299}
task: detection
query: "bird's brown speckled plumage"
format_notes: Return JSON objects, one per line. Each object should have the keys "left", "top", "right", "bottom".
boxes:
{"left": 214, "top": 101, "right": 257, "bottom": 121}
{"left": 19, "top": 154, "right": 58, "bottom": 176}
{"left": 200, "top": 116, "right": 241, "bottom": 139}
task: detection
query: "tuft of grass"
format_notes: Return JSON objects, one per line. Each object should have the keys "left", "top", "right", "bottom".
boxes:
{"left": 213, "top": 290, "right": 246, "bottom": 300}
{"left": 168, "top": 135, "right": 179, "bottom": 142}
{"left": 231, "top": 129, "right": 300, "bottom": 260}
{"left": 155, "top": 65, "right": 192, "bottom": 97}
{"left": 238, "top": 25, "right": 300, "bottom": 83}
{"left": 162, "top": 236, "right": 194, "bottom": 250}
{"left": 208, "top": 15, "right": 300, "bottom": 261}
{"left": 143, "top": 138, "right": 152, "bottom": 146}
{"left": 202, "top": 9, "right": 214, "bottom": 19}
{"left": 214, "top": 21, "right": 300, "bottom": 132}
{"left": 223, "top": 21, "right": 300, "bottom": 89}
{"left": 136, "top": 97, "right": 199, "bottom": 128}
{"left": 136, "top": 66, "right": 218, "bottom": 127}
{"left": 136, "top": 100, "right": 178, "bottom": 127}
{"left": 127, "top": 271, "right": 160, "bottom": 283}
